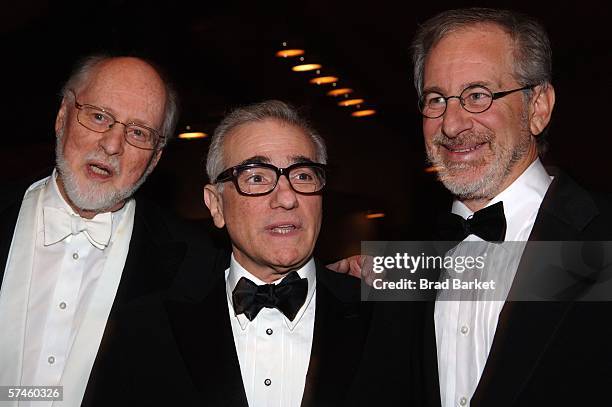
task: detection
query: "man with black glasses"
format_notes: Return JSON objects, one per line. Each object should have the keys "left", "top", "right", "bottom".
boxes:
{"left": 0, "top": 55, "right": 218, "bottom": 406}
{"left": 89, "top": 100, "right": 374, "bottom": 406}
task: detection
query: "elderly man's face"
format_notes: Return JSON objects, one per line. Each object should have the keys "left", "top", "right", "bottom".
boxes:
{"left": 422, "top": 24, "right": 540, "bottom": 206}
{"left": 54, "top": 57, "right": 166, "bottom": 218}
{"left": 205, "top": 119, "right": 323, "bottom": 281}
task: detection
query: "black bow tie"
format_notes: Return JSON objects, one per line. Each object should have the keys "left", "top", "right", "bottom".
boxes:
{"left": 232, "top": 271, "right": 308, "bottom": 321}
{"left": 437, "top": 201, "right": 507, "bottom": 242}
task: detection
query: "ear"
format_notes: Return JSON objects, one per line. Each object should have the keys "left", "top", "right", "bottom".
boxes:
{"left": 204, "top": 184, "right": 226, "bottom": 228}
{"left": 528, "top": 84, "right": 556, "bottom": 136}
{"left": 150, "top": 149, "right": 163, "bottom": 170}
{"left": 55, "top": 98, "right": 68, "bottom": 137}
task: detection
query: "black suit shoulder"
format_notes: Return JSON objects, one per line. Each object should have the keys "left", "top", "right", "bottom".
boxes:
{"left": 315, "top": 261, "right": 362, "bottom": 302}
{"left": 533, "top": 170, "right": 612, "bottom": 240}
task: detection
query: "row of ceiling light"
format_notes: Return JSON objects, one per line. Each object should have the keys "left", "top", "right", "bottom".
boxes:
{"left": 177, "top": 42, "right": 377, "bottom": 140}
{"left": 276, "top": 43, "right": 376, "bottom": 118}
{"left": 278, "top": 43, "right": 384, "bottom": 221}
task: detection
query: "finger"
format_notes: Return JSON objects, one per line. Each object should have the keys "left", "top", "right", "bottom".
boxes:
{"left": 326, "top": 259, "right": 349, "bottom": 274}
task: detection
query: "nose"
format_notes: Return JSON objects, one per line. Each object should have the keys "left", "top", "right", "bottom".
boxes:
{"left": 98, "top": 124, "right": 125, "bottom": 155}
{"left": 440, "top": 97, "right": 473, "bottom": 138}
{"left": 270, "top": 175, "right": 298, "bottom": 210}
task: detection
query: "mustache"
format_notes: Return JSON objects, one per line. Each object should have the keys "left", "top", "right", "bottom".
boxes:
{"left": 430, "top": 131, "right": 493, "bottom": 148}
{"left": 85, "top": 151, "right": 121, "bottom": 175}
{"left": 56, "top": 126, "right": 121, "bottom": 175}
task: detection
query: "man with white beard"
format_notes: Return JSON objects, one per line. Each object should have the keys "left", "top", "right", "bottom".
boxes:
{"left": 0, "top": 55, "right": 218, "bottom": 406}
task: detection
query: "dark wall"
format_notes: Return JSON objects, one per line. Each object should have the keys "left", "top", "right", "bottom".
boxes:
{"left": 1, "top": 0, "right": 609, "bottom": 262}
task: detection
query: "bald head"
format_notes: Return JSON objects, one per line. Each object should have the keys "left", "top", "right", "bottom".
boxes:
{"left": 61, "top": 55, "right": 178, "bottom": 145}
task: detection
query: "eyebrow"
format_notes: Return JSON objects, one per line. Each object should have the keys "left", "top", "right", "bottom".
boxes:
{"left": 290, "top": 155, "right": 316, "bottom": 164}
{"left": 237, "top": 155, "right": 316, "bottom": 166}
{"left": 82, "top": 101, "right": 157, "bottom": 129}
{"left": 238, "top": 156, "right": 270, "bottom": 166}
{"left": 423, "top": 80, "right": 497, "bottom": 95}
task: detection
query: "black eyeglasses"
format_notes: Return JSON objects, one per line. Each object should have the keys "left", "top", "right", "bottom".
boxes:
{"left": 214, "top": 162, "right": 327, "bottom": 196}
{"left": 69, "top": 90, "right": 164, "bottom": 150}
{"left": 419, "top": 84, "right": 534, "bottom": 119}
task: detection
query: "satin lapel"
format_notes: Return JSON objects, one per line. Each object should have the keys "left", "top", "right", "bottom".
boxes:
{"left": 165, "top": 276, "right": 248, "bottom": 407}
{"left": 301, "top": 265, "right": 369, "bottom": 407}
{"left": 472, "top": 172, "right": 590, "bottom": 406}
{"left": 471, "top": 301, "right": 571, "bottom": 406}
{"left": 0, "top": 200, "right": 20, "bottom": 285}
{"left": 88, "top": 200, "right": 186, "bottom": 396}
{"left": 0, "top": 180, "right": 45, "bottom": 389}
{"left": 113, "top": 202, "right": 186, "bottom": 308}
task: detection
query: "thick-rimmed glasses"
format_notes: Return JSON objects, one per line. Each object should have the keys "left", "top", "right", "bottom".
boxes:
{"left": 419, "top": 84, "right": 534, "bottom": 119}
{"left": 69, "top": 90, "right": 163, "bottom": 150}
{"left": 214, "top": 162, "right": 327, "bottom": 196}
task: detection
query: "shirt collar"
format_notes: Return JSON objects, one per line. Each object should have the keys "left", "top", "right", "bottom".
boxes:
{"left": 225, "top": 254, "right": 317, "bottom": 331}
{"left": 43, "top": 169, "right": 129, "bottom": 239}
{"left": 452, "top": 158, "right": 553, "bottom": 240}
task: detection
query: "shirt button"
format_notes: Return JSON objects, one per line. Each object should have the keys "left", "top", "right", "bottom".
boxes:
{"left": 72, "top": 252, "right": 79, "bottom": 260}
{"left": 48, "top": 356, "right": 55, "bottom": 364}
{"left": 266, "top": 328, "right": 273, "bottom": 335}
{"left": 460, "top": 325, "right": 470, "bottom": 335}
{"left": 264, "top": 379, "right": 271, "bottom": 386}
{"left": 459, "top": 396, "right": 468, "bottom": 406}
{"left": 59, "top": 302, "right": 67, "bottom": 310}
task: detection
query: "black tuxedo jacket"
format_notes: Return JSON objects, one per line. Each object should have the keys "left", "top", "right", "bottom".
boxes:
{"left": 421, "top": 171, "right": 612, "bottom": 406}
{"left": 0, "top": 179, "right": 221, "bottom": 405}
{"left": 89, "top": 259, "right": 379, "bottom": 406}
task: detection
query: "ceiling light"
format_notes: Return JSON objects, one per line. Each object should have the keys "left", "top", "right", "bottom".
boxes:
{"left": 327, "top": 88, "right": 353, "bottom": 97}
{"left": 309, "top": 76, "right": 339, "bottom": 85}
{"left": 338, "top": 98, "right": 364, "bottom": 107}
{"left": 351, "top": 109, "right": 376, "bottom": 117}
{"left": 275, "top": 49, "right": 305, "bottom": 58}
{"left": 292, "top": 63, "right": 322, "bottom": 72}
{"left": 366, "top": 212, "right": 385, "bottom": 219}
{"left": 178, "top": 132, "right": 207, "bottom": 139}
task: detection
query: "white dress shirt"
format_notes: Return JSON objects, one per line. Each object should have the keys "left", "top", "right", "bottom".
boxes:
{"left": 0, "top": 171, "right": 135, "bottom": 407}
{"left": 435, "top": 159, "right": 553, "bottom": 407}
{"left": 225, "top": 255, "right": 316, "bottom": 407}
{"left": 22, "top": 172, "right": 125, "bottom": 387}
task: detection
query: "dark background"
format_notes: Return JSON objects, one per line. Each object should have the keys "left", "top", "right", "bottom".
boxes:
{"left": 1, "top": 0, "right": 610, "bottom": 262}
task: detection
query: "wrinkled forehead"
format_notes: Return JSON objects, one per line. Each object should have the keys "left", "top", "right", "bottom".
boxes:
{"left": 224, "top": 119, "right": 317, "bottom": 167}
{"left": 76, "top": 58, "right": 167, "bottom": 127}
{"left": 424, "top": 24, "right": 517, "bottom": 91}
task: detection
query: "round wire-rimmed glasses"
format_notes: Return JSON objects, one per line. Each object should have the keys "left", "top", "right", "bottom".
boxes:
{"left": 69, "top": 89, "right": 164, "bottom": 150}
{"left": 214, "top": 162, "right": 327, "bottom": 196}
{"left": 419, "top": 84, "right": 534, "bottom": 119}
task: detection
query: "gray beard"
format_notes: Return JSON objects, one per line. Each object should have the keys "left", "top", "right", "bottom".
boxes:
{"left": 426, "top": 125, "right": 532, "bottom": 201}
{"left": 55, "top": 129, "right": 156, "bottom": 213}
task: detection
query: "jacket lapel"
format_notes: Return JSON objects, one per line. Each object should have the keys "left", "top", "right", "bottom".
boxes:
{"left": 301, "top": 263, "right": 370, "bottom": 407}
{"left": 112, "top": 199, "right": 186, "bottom": 307}
{"left": 472, "top": 171, "right": 599, "bottom": 406}
{"left": 87, "top": 198, "right": 188, "bottom": 396}
{"left": 0, "top": 200, "right": 20, "bottom": 285}
{"left": 165, "top": 274, "right": 248, "bottom": 407}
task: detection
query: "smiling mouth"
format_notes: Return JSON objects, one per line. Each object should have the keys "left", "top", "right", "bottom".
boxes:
{"left": 444, "top": 142, "right": 486, "bottom": 153}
